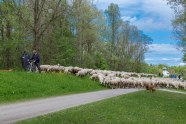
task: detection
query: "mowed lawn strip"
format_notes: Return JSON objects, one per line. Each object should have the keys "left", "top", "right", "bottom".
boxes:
{"left": 0, "top": 72, "right": 106, "bottom": 104}
{"left": 17, "top": 91, "right": 186, "bottom": 124}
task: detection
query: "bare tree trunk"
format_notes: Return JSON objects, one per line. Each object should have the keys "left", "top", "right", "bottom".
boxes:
{"left": 33, "top": 0, "right": 40, "bottom": 50}
{"left": 1, "top": 26, "right": 4, "bottom": 41}
{"left": 5, "top": 21, "right": 11, "bottom": 69}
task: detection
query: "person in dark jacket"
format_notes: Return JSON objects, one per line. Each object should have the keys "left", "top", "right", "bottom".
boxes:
{"left": 20, "top": 51, "right": 30, "bottom": 71}
{"left": 31, "top": 49, "right": 41, "bottom": 73}
{"left": 178, "top": 75, "right": 181, "bottom": 80}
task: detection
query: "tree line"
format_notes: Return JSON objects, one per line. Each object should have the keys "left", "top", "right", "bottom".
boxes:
{"left": 0, "top": 0, "right": 152, "bottom": 72}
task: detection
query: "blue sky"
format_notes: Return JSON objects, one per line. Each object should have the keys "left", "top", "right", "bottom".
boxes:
{"left": 96, "top": 0, "right": 185, "bottom": 66}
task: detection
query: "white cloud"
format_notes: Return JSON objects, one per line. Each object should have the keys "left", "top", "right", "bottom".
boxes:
{"left": 121, "top": 16, "right": 137, "bottom": 23}
{"left": 148, "top": 44, "right": 182, "bottom": 54}
{"left": 179, "top": 63, "right": 186, "bottom": 66}
{"left": 96, "top": 0, "right": 174, "bottom": 32}
{"left": 145, "top": 58, "right": 155, "bottom": 61}
{"left": 161, "top": 58, "right": 181, "bottom": 61}
{"left": 133, "top": 0, "right": 174, "bottom": 31}
{"left": 145, "top": 57, "right": 181, "bottom": 62}
{"left": 97, "top": 0, "right": 137, "bottom": 5}
{"left": 141, "top": 0, "right": 174, "bottom": 18}
{"left": 145, "top": 44, "right": 183, "bottom": 66}
{"left": 97, "top": 0, "right": 174, "bottom": 18}
{"left": 95, "top": 0, "right": 138, "bottom": 12}
{"left": 132, "top": 18, "right": 172, "bottom": 32}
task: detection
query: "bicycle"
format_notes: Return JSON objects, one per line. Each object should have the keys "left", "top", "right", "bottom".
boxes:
{"left": 27, "top": 60, "right": 38, "bottom": 72}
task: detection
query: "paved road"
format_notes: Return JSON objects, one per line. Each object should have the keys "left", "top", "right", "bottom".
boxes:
{"left": 0, "top": 89, "right": 139, "bottom": 124}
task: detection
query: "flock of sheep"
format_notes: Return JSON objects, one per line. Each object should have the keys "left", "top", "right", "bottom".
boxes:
{"left": 40, "top": 65, "right": 186, "bottom": 90}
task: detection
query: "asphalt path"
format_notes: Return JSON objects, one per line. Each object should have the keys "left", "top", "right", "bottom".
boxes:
{"left": 0, "top": 89, "right": 139, "bottom": 124}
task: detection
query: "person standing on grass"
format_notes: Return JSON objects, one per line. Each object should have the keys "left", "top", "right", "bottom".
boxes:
{"left": 31, "top": 49, "right": 41, "bottom": 73}
{"left": 178, "top": 75, "right": 181, "bottom": 80}
{"left": 20, "top": 51, "right": 30, "bottom": 71}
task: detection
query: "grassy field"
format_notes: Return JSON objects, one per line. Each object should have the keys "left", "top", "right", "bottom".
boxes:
{"left": 169, "top": 88, "right": 186, "bottom": 92}
{"left": 17, "top": 91, "right": 186, "bottom": 124}
{"left": 0, "top": 72, "right": 105, "bottom": 104}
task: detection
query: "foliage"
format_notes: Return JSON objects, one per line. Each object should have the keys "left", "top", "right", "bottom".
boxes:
{"left": 167, "top": 0, "right": 186, "bottom": 60}
{"left": 0, "top": 1, "right": 152, "bottom": 72}
{"left": 95, "top": 52, "right": 109, "bottom": 70}
{"left": 141, "top": 63, "right": 186, "bottom": 79}
{"left": 183, "top": 53, "right": 186, "bottom": 62}
{"left": 169, "top": 66, "right": 186, "bottom": 79}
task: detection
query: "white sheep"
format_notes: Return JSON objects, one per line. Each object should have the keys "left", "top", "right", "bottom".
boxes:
{"left": 90, "top": 73, "right": 99, "bottom": 80}
{"left": 76, "top": 70, "right": 87, "bottom": 77}
{"left": 37, "top": 64, "right": 186, "bottom": 90}
{"left": 98, "top": 74, "right": 105, "bottom": 85}
{"left": 40, "top": 65, "right": 50, "bottom": 72}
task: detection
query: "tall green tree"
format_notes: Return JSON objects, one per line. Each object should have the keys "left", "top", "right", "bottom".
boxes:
{"left": 11, "top": 0, "right": 63, "bottom": 50}
{"left": 105, "top": 3, "right": 121, "bottom": 51}
{"left": 104, "top": 3, "right": 121, "bottom": 70}
{"left": 167, "top": 0, "right": 186, "bottom": 61}
{"left": 0, "top": 0, "right": 21, "bottom": 69}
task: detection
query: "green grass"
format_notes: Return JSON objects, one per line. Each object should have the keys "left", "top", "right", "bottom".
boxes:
{"left": 169, "top": 88, "right": 186, "bottom": 92}
{"left": 0, "top": 72, "right": 106, "bottom": 104}
{"left": 17, "top": 91, "right": 186, "bottom": 124}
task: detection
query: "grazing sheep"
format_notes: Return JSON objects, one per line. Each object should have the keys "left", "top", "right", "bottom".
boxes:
{"left": 64, "top": 66, "right": 73, "bottom": 74}
{"left": 58, "top": 66, "right": 65, "bottom": 72}
{"left": 76, "top": 70, "right": 86, "bottom": 77}
{"left": 53, "top": 65, "right": 61, "bottom": 72}
{"left": 47, "top": 65, "right": 54, "bottom": 72}
{"left": 98, "top": 74, "right": 105, "bottom": 85}
{"left": 90, "top": 74, "right": 99, "bottom": 80}
{"left": 35, "top": 64, "right": 185, "bottom": 90}
{"left": 71, "top": 67, "right": 81, "bottom": 75}
{"left": 40, "top": 65, "right": 50, "bottom": 72}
